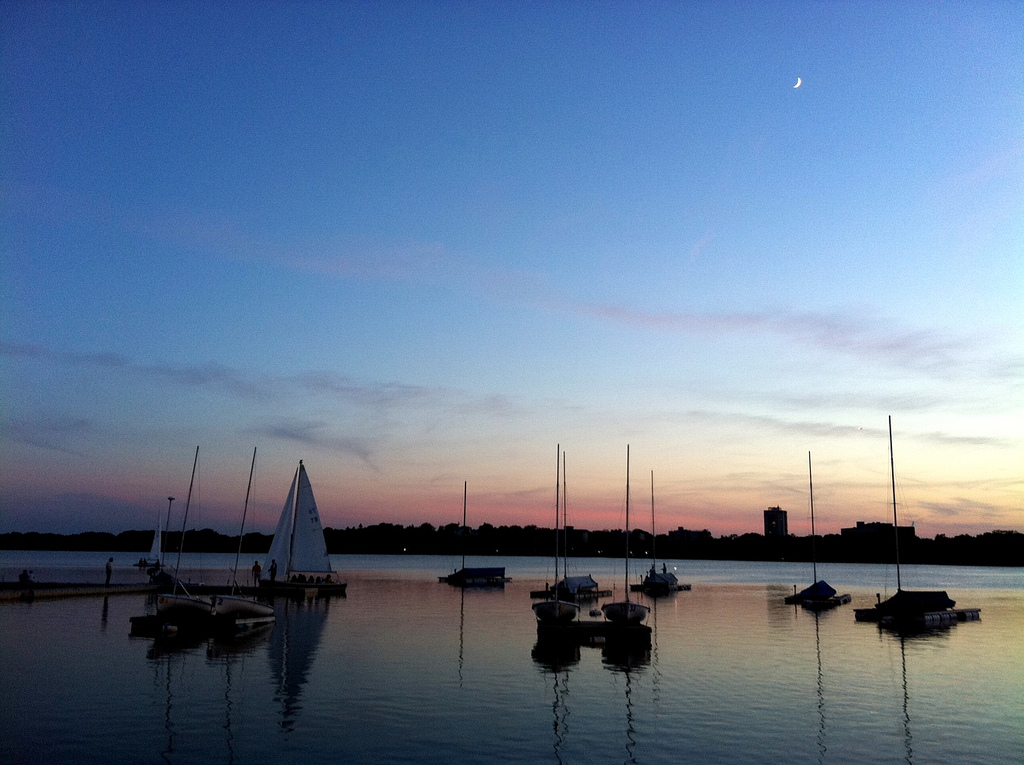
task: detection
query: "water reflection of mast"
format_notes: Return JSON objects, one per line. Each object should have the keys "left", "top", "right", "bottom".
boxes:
{"left": 602, "top": 648, "right": 649, "bottom": 765}
{"left": 813, "top": 612, "right": 826, "bottom": 765}
{"left": 549, "top": 668, "right": 570, "bottom": 764}
{"left": 531, "top": 641, "right": 579, "bottom": 763}
{"left": 221, "top": 648, "right": 236, "bottom": 765}
{"left": 899, "top": 635, "right": 913, "bottom": 764}
{"left": 458, "top": 587, "right": 465, "bottom": 688}
{"left": 623, "top": 668, "right": 638, "bottom": 765}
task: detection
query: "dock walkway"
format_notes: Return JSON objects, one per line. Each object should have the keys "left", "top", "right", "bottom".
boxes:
{"left": 0, "top": 583, "right": 159, "bottom": 602}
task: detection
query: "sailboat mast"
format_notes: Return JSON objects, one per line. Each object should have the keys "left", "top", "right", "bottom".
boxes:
{"left": 554, "top": 445, "right": 560, "bottom": 582}
{"left": 624, "top": 445, "right": 630, "bottom": 601}
{"left": 650, "top": 470, "right": 657, "bottom": 574}
{"left": 888, "top": 416, "right": 902, "bottom": 590}
{"left": 562, "top": 451, "right": 567, "bottom": 584}
{"left": 808, "top": 452, "right": 817, "bottom": 583}
{"left": 288, "top": 461, "right": 302, "bottom": 576}
{"left": 172, "top": 445, "right": 200, "bottom": 593}
{"left": 461, "top": 480, "right": 467, "bottom": 572}
{"left": 163, "top": 496, "right": 175, "bottom": 560}
{"left": 231, "top": 447, "right": 257, "bottom": 592}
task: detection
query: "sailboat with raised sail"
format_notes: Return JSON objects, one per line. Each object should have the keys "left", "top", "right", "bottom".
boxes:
{"left": 533, "top": 445, "right": 580, "bottom": 624}
{"left": 439, "top": 482, "right": 510, "bottom": 586}
{"left": 137, "top": 505, "right": 165, "bottom": 568}
{"left": 854, "top": 417, "right": 979, "bottom": 628}
{"left": 213, "top": 447, "right": 275, "bottom": 627}
{"left": 260, "top": 460, "right": 346, "bottom": 595}
{"left": 785, "top": 452, "right": 850, "bottom": 609}
{"left": 602, "top": 446, "right": 649, "bottom": 625}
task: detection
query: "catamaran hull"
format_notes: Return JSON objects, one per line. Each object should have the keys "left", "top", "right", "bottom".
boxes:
{"left": 602, "top": 601, "right": 649, "bottom": 624}
{"left": 533, "top": 599, "right": 579, "bottom": 624}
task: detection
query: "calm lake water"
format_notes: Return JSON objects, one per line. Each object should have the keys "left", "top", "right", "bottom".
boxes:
{"left": 1, "top": 553, "right": 1021, "bottom": 765}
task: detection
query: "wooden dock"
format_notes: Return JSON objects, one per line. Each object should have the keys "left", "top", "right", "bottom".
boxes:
{"left": 0, "top": 583, "right": 159, "bottom": 602}
{"left": 785, "top": 593, "right": 852, "bottom": 610}
{"left": 536, "top": 619, "right": 652, "bottom": 647}
{"left": 529, "top": 588, "right": 612, "bottom": 600}
{"left": 855, "top": 607, "right": 981, "bottom": 627}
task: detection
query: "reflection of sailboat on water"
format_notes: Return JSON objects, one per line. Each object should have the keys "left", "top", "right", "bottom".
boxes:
{"left": 268, "top": 596, "right": 330, "bottom": 731}
{"left": 147, "top": 626, "right": 272, "bottom": 763}
{"left": 811, "top": 611, "right": 828, "bottom": 764}
{"left": 602, "top": 643, "right": 650, "bottom": 765}
{"left": 530, "top": 645, "right": 576, "bottom": 765}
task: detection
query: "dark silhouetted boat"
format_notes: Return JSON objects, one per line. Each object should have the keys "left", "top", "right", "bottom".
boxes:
{"left": 439, "top": 481, "right": 510, "bottom": 587}
{"left": 854, "top": 418, "right": 979, "bottom": 628}
{"left": 533, "top": 446, "right": 580, "bottom": 624}
{"left": 785, "top": 452, "right": 849, "bottom": 609}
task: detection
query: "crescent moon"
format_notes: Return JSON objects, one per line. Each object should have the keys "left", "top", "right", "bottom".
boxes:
{"left": 794, "top": 77, "right": 802, "bottom": 88}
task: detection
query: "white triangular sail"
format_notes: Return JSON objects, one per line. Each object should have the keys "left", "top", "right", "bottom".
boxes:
{"left": 289, "top": 463, "right": 332, "bottom": 574}
{"left": 149, "top": 514, "right": 162, "bottom": 561}
{"left": 264, "top": 468, "right": 298, "bottom": 577}
{"left": 264, "top": 462, "right": 333, "bottom": 579}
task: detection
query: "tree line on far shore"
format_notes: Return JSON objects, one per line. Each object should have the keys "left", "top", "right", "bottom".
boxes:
{"left": 1, "top": 524, "right": 1021, "bottom": 567}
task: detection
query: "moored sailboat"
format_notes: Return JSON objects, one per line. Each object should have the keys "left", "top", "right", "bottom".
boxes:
{"left": 533, "top": 446, "right": 580, "bottom": 624}
{"left": 637, "top": 470, "right": 689, "bottom": 595}
{"left": 784, "top": 452, "right": 850, "bottom": 609}
{"left": 439, "top": 481, "right": 510, "bottom": 586}
{"left": 602, "top": 446, "right": 649, "bottom": 625}
{"left": 854, "top": 418, "right": 978, "bottom": 628}
{"left": 260, "top": 461, "right": 346, "bottom": 594}
{"left": 156, "top": 446, "right": 216, "bottom": 625}
{"left": 213, "top": 447, "right": 275, "bottom": 629}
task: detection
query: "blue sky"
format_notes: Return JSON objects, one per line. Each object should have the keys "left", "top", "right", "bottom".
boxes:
{"left": 2, "top": 1, "right": 1021, "bottom": 537}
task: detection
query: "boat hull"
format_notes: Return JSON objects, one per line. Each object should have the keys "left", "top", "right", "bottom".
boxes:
{"left": 213, "top": 594, "right": 275, "bottom": 620}
{"left": 439, "top": 567, "right": 510, "bottom": 587}
{"left": 601, "top": 600, "right": 649, "bottom": 624}
{"left": 533, "top": 599, "right": 579, "bottom": 624}
{"left": 156, "top": 593, "right": 214, "bottom": 624}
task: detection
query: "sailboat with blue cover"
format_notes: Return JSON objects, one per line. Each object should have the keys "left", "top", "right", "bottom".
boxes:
{"left": 785, "top": 452, "right": 850, "bottom": 609}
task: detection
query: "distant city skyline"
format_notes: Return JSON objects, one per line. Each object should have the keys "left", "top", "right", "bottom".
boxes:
{"left": 2, "top": 3, "right": 1021, "bottom": 537}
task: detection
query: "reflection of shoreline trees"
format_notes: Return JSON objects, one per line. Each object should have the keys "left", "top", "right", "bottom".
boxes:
{"left": 7, "top": 527, "right": 1021, "bottom": 567}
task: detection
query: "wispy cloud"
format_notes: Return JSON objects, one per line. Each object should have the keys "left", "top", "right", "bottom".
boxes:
{"left": 245, "top": 420, "right": 377, "bottom": 465}
{"left": 1, "top": 342, "right": 521, "bottom": 421}
{"left": 565, "top": 301, "right": 1023, "bottom": 382}
{"left": 1, "top": 414, "right": 96, "bottom": 455}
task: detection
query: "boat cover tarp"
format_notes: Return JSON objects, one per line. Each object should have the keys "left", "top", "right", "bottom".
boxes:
{"left": 876, "top": 589, "right": 955, "bottom": 616}
{"left": 643, "top": 569, "right": 679, "bottom": 586}
{"left": 797, "top": 580, "right": 837, "bottom": 599}
{"left": 557, "top": 575, "right": 598, "bottom": 593}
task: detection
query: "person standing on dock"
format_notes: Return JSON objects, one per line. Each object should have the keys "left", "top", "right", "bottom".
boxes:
{"left": 252, "top": 560, "right": 262, "bottom": 586}
{"left": 268, "top": 559, "right": 277, "bottom": 583}
{"left": 105, "top": 557, "right": 113, "bottom": 586}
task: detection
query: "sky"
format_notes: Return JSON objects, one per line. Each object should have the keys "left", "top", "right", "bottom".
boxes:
{"left": 1, "top": 1, "right": 1021, "bottom": 539}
